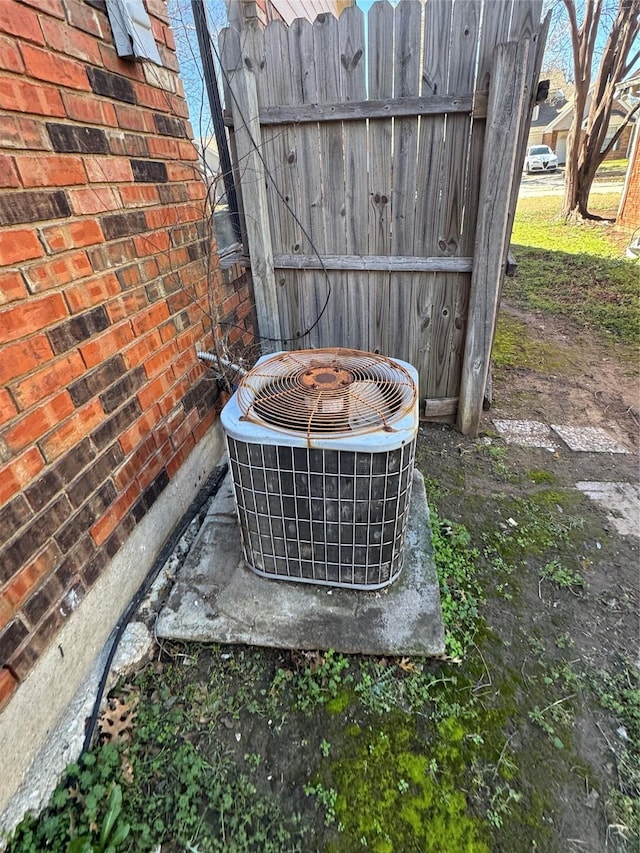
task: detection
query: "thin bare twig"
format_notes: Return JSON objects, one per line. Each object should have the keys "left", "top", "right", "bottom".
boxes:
{"left": 494, "top": 732, "right": 517, "bottom": 778}
{"left": 471, "top": 640, "right": 492, "bottom": 692}
{"left": 538, "top": 694, "right": 576, "bottom": 715}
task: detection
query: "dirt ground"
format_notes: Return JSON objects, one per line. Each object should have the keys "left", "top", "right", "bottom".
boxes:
{"left": 13, "top": 300, "right": 636, "bottom": 853}
{"left": 152, "top": 300, "right": 637, "bottom": 852}
{"left": 494, "top": 303, "right": 638, "bottom": 451}
{"left": 153, "top": 300, "right": 638, "bottom": 852}
{"left": 414, "top": 301, "right": 639, "bottom": 852}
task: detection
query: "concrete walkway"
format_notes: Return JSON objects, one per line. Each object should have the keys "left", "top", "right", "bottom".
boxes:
{"left": 157, "top": 470, "right": 446, "bottom": 657}
{"left": 492, "top": 419, "right": 639, "bottom": 538}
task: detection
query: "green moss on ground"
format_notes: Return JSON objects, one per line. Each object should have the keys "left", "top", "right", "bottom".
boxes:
{"left": 493, "top": 314, "right": 578, "bottom": 374}
{"left": 326, "top": 714, "right": 489, "bottom": 853}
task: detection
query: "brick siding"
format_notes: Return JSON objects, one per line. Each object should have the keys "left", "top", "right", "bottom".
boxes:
{"left": 0, "top": 0, "right": 256, "bottom": 708}
{"left": 618, "top": 131, "right": 640, "bottom": 228}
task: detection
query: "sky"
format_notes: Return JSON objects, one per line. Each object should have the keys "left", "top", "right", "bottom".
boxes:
{"left": 171, "top": 0, "right": 639, "bottom": 142}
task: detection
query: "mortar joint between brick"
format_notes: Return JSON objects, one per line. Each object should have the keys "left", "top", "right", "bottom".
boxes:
{"left": 33, "top": 228, "right": 49, "bottom": 258}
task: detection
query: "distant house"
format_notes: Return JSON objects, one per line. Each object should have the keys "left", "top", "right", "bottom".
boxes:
{"left": 527, "top": 99, "right": 567, "bottom": 148}
{"left": 617, "top": 73, "right": 640, "bottom": 230}
{"left": 228, "top": 0, "right": 353, "bottom": 26}
{"left": 540, "top": 91, "right": 636, "bottom": 165}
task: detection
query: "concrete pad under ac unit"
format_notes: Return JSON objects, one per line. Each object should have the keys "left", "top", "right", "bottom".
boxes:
{"left": 157, "top": 470, "right": 446, "bottom": 658}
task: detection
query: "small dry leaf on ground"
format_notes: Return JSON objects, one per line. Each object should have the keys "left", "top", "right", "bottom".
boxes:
{"left": 97, "top": 695, "right": 139, "bottom": 744}
{"left": 120, "top": 754, "right": 135, "bottom": 784}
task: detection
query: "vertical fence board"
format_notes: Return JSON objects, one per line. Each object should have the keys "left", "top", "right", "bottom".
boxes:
{"left": 458, "top": 39, "right": 531, "bottom": 434}
{"left": 464, "top": 0, "right": 515, "bottom": 269}
{"left": 367, "top": 0, "right": 394, "bottom": 355}
{"left": 261, "top": 22, "right": 298, "bottom": 254}
{"left": 221, "top": 25, "right": 281, "bottom": 349}
{"left": 390, "top": 1, "right": 422, "bottom": 365}
{"left": 427, "top": 0, "right": 479, "bottom": 398}
{"left": 312, "top": 12, "right": 348, "bottom": 347}
{"left": 339, "top": 5, "right": 369, "bottom": 350}
{"left": 314, "top": 12, "right": 343, "bottom": 253}
{"left": 391, "top": 0, "right": 422, "bottom": 257}
{"left": 287, "top": 17, "right": 325, "bottom": 346}
{"left": 440, "top": 0, "right": 480, "bottom": 257}
{"left": 416, "top": 271, "right": 436, "bottom": 401}
{"left": 261, "top": 20, "right": 300, "bottom": 347}
{"left": 415, "top": 1, "right": 452, "bottom": 256}
{"left": 427, "top": 273, "right": 454, "bottom": 398}
{"left": 509, "top": 0, "right": 543, "bottom": 41}
{"left": 448, "top": 272, "right": 471, "bottom": 397}
{"left": 414, "top": 0, "right": 452, "bottom": 398}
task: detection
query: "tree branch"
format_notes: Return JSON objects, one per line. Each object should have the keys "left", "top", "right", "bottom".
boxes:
{"left": 561, "top": 0, "right": 640, "bottom": 218}
{"left": 585, "top": 0, "right": 604, "bottom": 78}
{"left": 622, "top": 48, "right": 640, "bottom": 78}
{"left": 562, "top": 0, "right": 581, "bottom": 80}
{"left": 600, "top": 100, "right": 640, "bottom": 159}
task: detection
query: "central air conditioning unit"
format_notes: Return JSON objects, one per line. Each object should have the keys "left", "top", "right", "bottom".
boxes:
{"left": 221, "top": 348, "right": 419, "bottom": 590}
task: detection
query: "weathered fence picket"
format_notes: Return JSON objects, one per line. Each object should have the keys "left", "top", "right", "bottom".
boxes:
{"left": 220, "top": 0, "right": 546, "bottom": 433}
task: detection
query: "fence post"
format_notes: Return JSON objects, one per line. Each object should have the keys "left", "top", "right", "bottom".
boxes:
{"left": 457, "top": 38, "right": 531, "bottom": 436}
{"left": 222, "top": 29, "right": 282, "bottom": 351}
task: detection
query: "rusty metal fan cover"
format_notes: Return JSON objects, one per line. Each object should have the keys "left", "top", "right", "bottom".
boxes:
{"left": 236, "top": 348, "right": 417, "bottom": 437}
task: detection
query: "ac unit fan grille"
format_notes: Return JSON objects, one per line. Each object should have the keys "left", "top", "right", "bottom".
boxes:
{"left": 227, "top": 437, "right": 416, "bottom": 589}
{"left": 236, "top": 348, "right": 416, "bottom": 438}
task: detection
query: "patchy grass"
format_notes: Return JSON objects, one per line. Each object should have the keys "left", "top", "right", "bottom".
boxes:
{"left": 512, "top": 194, "right": 627, "bottom": 256}
{"left": 596, "top": 158, "right": 628, "bottom": 175}
{"left": 492, "top": 313, "right": 577, "bottom": 374}
{"left": 509, "top": 194, "right": 640, "bottom": 345}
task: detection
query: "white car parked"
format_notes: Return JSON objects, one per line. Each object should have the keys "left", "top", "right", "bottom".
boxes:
{"left": 524, "top": 145, "right": 558, "bottom": 174}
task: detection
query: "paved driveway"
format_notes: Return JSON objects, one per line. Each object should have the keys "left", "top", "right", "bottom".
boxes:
{"left": 518, "top": 168, "right": 625, "bottom": 197}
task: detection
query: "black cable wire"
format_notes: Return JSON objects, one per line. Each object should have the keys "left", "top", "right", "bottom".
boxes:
{"left": 81, "top": 463, "right": 229, "bottom": 755}
{"left": 210, "top": 25, "right": 334, "bottom": 346}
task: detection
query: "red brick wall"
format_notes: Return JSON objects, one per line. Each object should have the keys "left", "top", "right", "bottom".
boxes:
{"left": 618, "top": 130, "right": 640, "bottom": 228}
{"left": 0, "top": 0, "right": 256, "bottom": 709}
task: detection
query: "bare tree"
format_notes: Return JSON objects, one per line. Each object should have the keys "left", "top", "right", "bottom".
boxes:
{"left": 562, "top": 0, "right": 640, "bottom": 220}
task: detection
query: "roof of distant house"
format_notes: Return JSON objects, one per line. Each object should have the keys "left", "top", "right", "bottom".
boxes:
{"left": 543, "top": 90, "right": 635, "bottom": 134}
{"left": 530, "top": 100, "right": 565, "bottom": 129}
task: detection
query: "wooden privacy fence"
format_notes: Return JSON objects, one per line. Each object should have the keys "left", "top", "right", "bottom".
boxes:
{"left": 220, "top": 0, "right": 548, "bottom": 434}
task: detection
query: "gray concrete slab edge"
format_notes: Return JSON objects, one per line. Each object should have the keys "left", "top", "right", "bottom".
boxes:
{"left": 157, "top": 469, "right": 446, "bottom": 657}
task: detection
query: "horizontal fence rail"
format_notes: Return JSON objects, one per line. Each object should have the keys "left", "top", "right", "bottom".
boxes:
{"left": 222, "top": 92, "right": 488, "bottom": 125}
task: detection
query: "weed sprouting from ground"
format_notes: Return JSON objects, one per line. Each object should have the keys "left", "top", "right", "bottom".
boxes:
{"left": 270, "top": 649, "right": 351, "bottom": 715}
{"left": 539, "top": 558, "right": 585, "bottom": 593}
{"left": 429, "top": 510, "right": 484, "bottom": 660}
